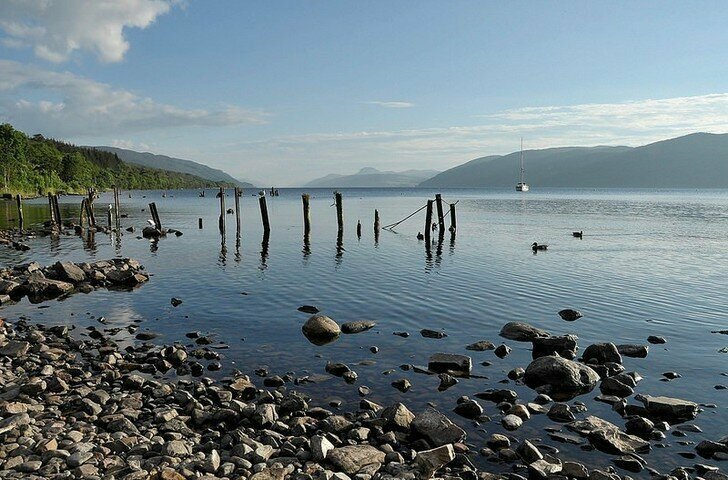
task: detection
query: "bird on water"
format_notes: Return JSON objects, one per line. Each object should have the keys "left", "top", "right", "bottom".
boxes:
{"left": 417, "top": 232, "right": 424, "bottom": 240}
{"left": 572, "top": 231, "right": 583, "bottom": 238}
{"left": 532, "top": 242, "right": 547, "bottom": 251}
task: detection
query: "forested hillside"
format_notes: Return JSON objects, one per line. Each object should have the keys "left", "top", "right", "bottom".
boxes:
{"left": 0, "top": 123, "right": 230, "bottom": 195}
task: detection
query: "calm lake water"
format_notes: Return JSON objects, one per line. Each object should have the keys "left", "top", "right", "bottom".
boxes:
{"left": 1, "top": 187, "right": 727, "bottom": 473}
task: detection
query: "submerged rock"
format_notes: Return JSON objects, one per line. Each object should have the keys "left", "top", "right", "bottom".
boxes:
{"left": 421, "top": 329, "right": 447, "bottom": 339}
{"left": 466, "top": 340, "right": 495, "bottom": 351}
{"left": 582, "top": 343, "right": 623, "bottom": 365}
{"left": 617, "top": 344, "right": 649, "bottom": 358}
{"left": 428, "top": 353, "right": 472, "bottom": 376}
{"left": 638, "top": 395, "right": 699, "bottom": 422}
{"left": 532, "top": 334, "right": 579, "bottom": 359}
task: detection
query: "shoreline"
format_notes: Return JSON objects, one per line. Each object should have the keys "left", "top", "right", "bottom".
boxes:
{"left": 0, "top": 258, "right": 726, "bottom": 479}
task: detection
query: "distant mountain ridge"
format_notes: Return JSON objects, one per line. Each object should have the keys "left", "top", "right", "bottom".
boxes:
{"left": 419, "top": 133, "right": 728, "bottom": 188}
{"left": 94, "top": 146, "right": 257, "bottom": 188}
{"left": 305, "top": 167, "right": 439, "bottom": 187}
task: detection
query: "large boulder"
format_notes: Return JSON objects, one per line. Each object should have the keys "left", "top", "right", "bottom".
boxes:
{"left": 523, "top": 355, "right": 599, "bottom": 400}
{"left": 21, "top": 275, "right": 74, "bottom": 303}
{"left": 302, "top": 315, "right": 341, "bottom": 345}
{"left": 500, "top": 322, "right": 550, "bottom": 342}
{"left": 380, "top": 403, "right": 415, "bottom": 431}
{"left": 414, "top": 444, "right": 455, "bottom": 478}
{"left": 412, "top": 408, "right": 466, "bottom": 447}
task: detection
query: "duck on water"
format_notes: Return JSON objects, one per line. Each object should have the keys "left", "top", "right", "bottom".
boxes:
{"left": 532, "top": 242, "right": 547, "bottom": 251}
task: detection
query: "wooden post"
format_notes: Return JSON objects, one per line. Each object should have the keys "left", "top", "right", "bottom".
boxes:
{"left": 198, "top": 218, "right": 203, "bottom": 229}
{"left": 424, "top": 199, "right": 433, "bottom": 245}
{"left": 259, "top": 195, "right": 270, "bottom": 234}
{"left": 48, "top": 193, "right": 57, "bottom": 228}
{"left": 234, "top": 187, "right": 242, "bottom": 235}
{"left": 449, "top": 203, "right": 457, "bottom": 235}
{"left": 435, "top": 194, "right": 445, "bottom": 231}
{"left": 334, "top": 191, "right": 343, "bottom": 233}
{"left": 87, "top": 189, "right": 97, "bottom": 228}
{"left": 149, "top": 202, "right": 162, "bottom": 231}
{"left": 357, "top": 220, "right": 362, "bottom": 238}
{"left": 113, "top": 186, "right": 120, "bottom": 226}
{"left": 107, "top": 205, "right": 113, "bottom": 229}
{"left": 15, "top": 194, "right": 23, "bottom": 232}
{"left": 374, "top": 209, "right": 380, "bottom": 243}
{"left": 302, "top": 194, "right": 311, "bottom": 235}
{"left": 218, "top": 187, "right": 225, "bottom": 234}
{"left": 53, "top": 195, "right": 62, "bottom": 228}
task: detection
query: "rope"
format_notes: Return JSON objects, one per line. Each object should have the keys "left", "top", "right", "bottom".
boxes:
{"left": 382, "top": 203, "right": 428, "bottom": 230}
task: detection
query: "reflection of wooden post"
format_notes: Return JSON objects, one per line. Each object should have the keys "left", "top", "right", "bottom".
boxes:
{"left": 302, "top": 194, "right": 311, "bottom": 235}
{"left": 259, "top": 195, "right": 270, "bottom": 234}
{"left": 15, "top": 194, "right": 23, "bottom": 232}
{"left": 435, "top": 194, "right": 445, "bottom": 231}
{"left": 424, "top": 200, "right": 433, "bottom": 245}
{"left": 218, "top": 187, "right": 225, "bottom": 234}
{"left": 234, "top": 187, "right": 242, "bottom": 235}
{"left": 374, "top": 209, "right": 380, "bottom": 234}
{"left": 449, "top": 203, "right": 457, "bottom": 235}
{"left": 335, "top": 191, "right": 343, "bottom": 233}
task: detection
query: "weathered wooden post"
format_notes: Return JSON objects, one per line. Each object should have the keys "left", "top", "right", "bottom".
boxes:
{"left": 234, "top": 187, "right": 242, "bottom": 236}
{"left": 424, "top": 199, "right": 433, "bottom": 245}
{"left": 15, "top": 194, "right": 23, "bottom": 232}
{"left": 449, "top": 203, "right": 457, "bottom": 235}
{"left": 86, "top": 189, "right": 97, "bottom": 228}
{"left": 357, "top": 220, "right": 362, "bottom": 238}
{"left": 48, "top": 193, "right": 57, "bottom": 229}
{"left": 302, "top": 194, "right": 311, "bottom": 235}
{"left": 53, "top": 195, "right": 62, "bottom": 228}
{"left": 435, "top": 194, "right": 445, "bottom": 231}
{"left": 79, "top": 198, "right": 86, "bottom": 228}
{"left": 374, "top": 209, "right": 380, "bottom": 234}
{"left": 107, "top": 205, "right": 113, "bottom": 229}
{"left": 198, "top": 218, "right": 203, "bottom": 229}
{"left": 148, "top": 202, "right": 162, "bottom": 230}
{"left": 334, "top": 191, "right": 343, "bottom": 233}
{"left": 218, "top": 187, "right": 226, "bottom": 235}
{"left": 113, "top": 186, "right": 120, "bottom": 226}
{"left": 259, "top": 195, "right": 271, "bottom": 234}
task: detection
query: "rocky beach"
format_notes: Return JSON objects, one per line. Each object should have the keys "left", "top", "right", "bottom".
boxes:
{"left": 0, "top": 255, "right": 725, "bottom": 480}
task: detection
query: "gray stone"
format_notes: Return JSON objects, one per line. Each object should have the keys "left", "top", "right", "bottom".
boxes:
{"left": 412, "top": 408, "right": 466, "bottom": 447}
{"left": 500, "top": 322, "right": 550, "bottom": 342}
{"left": 302, "top": 314, "right": 341, "bottom": 345}
{"left": 54, "top": 261, "right": 86, "bottom": 282}
{"left": 582, "top": 343, "right": 622, "bottom": 365}
{"left": 414, "top": 444, "right": 455, "bottom": 478}
{"left": 532, "top": 335, "right": 579, "bottom": 359}
{"left": 523, "top": 355, "right": 599, "bottom": 400}
{"left": 638, "top": 395, "right": 698, "bottom": 421}
{"left": 502, "top": 414, "right": 523, "bottom": 430}
{"left": 567, "top": 415, "right": 650, "bottom": 454}
{"left": 381, "top": 402, "right": 415, "bottom": 431}
{"left": 466, "top": 340, "right": 495, "bottom": 351}
{"left": 310, "top": 435, "right": 334, "bottom": 461}
{"left": 0, "top": 340, "right": 30, "bottom": 358}
{"left": 617, "top": 344, "right": 649, "bottom": 358}
{"left": 341, "top": 320, "right": 376, "bottom": 334}
{"left": 428, "top": 353, "right": 472, "bottom": 375}
{"left": 327, "top": 445, "right": 385, "bottom": 475}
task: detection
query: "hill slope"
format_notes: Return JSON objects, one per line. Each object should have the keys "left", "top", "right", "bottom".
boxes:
{"left": 419, "top": 133, "right": 728, "bottom": 188}
{"left": 95, "top": 147, "right": 257, "bottom": 188}
{"left": 305, "top": 167, "right": 439, "bottom": 187}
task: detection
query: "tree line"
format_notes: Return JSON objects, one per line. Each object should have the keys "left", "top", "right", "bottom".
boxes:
{"left": 0, "top": 123, "right": 230, "bottom": 196}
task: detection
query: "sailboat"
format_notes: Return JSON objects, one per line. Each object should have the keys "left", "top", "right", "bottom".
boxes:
{"left": 516, "top": 138, "right": 529, "bottom": 192}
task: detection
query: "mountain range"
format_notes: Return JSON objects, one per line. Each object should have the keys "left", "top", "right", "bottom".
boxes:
{"left": 305, "top": 167, "right": 440, "bottom": 187}
{"left": 420, "top": 133, "right": 728, "bottom": 188}
{"left": 94, "top": 146, "right": 257, "bottom": 188}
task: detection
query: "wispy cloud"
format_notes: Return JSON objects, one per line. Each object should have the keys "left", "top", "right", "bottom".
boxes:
{"left": 365, "top": 101, "right": 415, "bottom": 109}
{"left": 208, "top": 93, "right": 728, "bottom": 184}
{"left": 0, "top": 0, "right": 176, "bottom": 63}
{"left": 0, "top": 60, "right": 268, "bottom": 137}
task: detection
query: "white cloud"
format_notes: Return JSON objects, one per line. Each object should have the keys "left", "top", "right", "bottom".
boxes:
{"left": 0, "top": 0, "right": 175, "bottom": 63}
{"left": 210, "top": 93, "right": 728, "bottom": 185}
{"left": 366, "top": 101, "right": 415, "bottom": 109}
{"left": 0, "top": 60, "right": 268, "bottom": 136}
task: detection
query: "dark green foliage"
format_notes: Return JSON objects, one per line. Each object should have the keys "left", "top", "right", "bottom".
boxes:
{"left": 0, "top": 123, "right": 230, "bottom": 195}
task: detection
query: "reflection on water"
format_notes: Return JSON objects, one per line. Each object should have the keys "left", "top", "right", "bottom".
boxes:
{"left": 1, "top": 187, "right": 728, "bottom": 473}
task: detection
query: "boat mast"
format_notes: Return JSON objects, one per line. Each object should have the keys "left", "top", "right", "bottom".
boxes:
{"left": 519, "top": 137, "right": 525, "bottom": 184}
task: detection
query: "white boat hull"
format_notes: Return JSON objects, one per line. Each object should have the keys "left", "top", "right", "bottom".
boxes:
{"left": 516, "top": 183, "right": 529, "bottom": 192}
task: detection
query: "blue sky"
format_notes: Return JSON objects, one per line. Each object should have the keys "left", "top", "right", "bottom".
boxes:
{"left": 1, "top": 1, "right": 728, "bottom": 185}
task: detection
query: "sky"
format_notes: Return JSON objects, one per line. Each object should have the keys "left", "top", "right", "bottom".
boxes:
{"left": 1, "top": 0, "right": 728, "bottom": 185}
